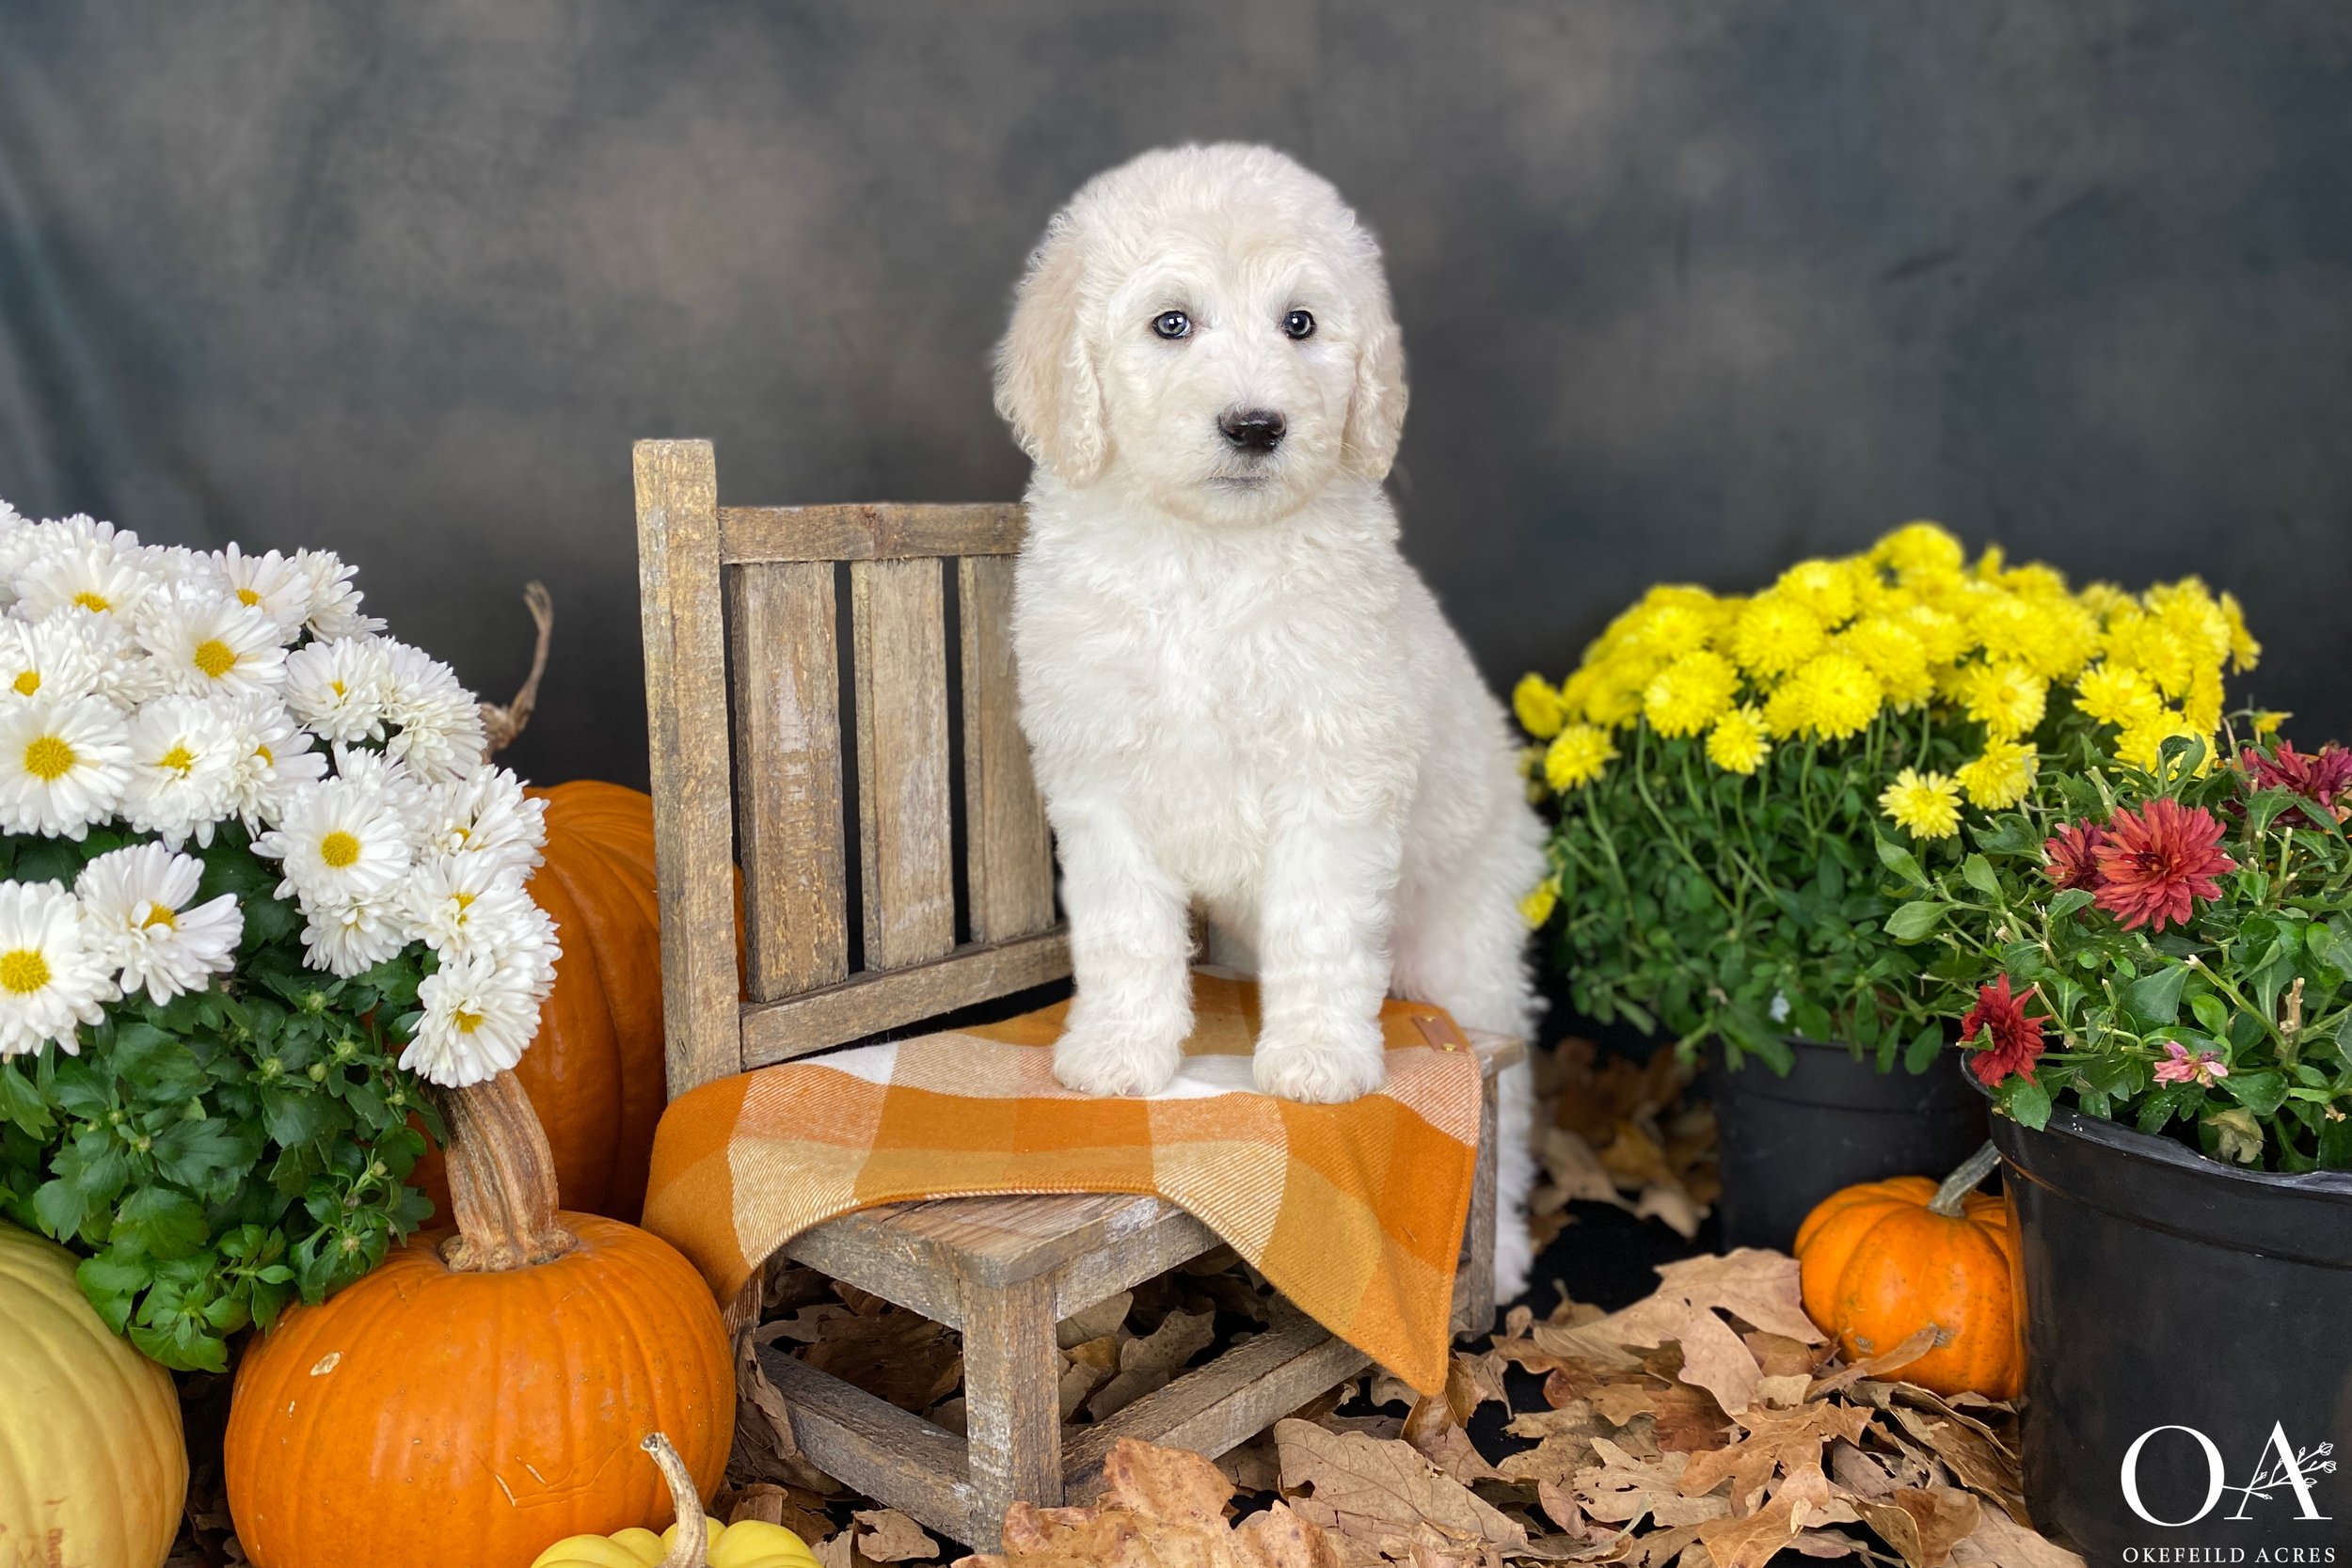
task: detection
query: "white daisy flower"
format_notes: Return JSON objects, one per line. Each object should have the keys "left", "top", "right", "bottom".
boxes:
{"left": 325, "top": 741, "right": 425, "bottom": 816}
{"left": 0, "top": 615, "right": 106, "bottom": 705}
{"left": 404, "top": 852, "right": 556, "bottom": 972}
{"left": 120, "top": 695, "right": 245, "bottom": 847}
{"left": 73, "top": 842, "right": 242, "bottom": 1005}
{"left": 15, "top": 538, "right": 157, "bottom": 626}
{"left": 294, "top": 549, "right": 383, "bottom": 639}
{"left": 71, "top": 611, "right": 168, "bottom": 711}
{"left": 294, "top": 895, "right": 412, "bottom": 979}
{"left": 283, "top": 636, "right": 391, "bottom": 743}
{"left": 403, "top": 952, "right": 543, "bottom": 1085}
{"left": 250, "top": 774, "right": 416, "bottom": 910}
{"left": 219, "top": 694, "right": 327, "bottom": 830}
{"left": 413, "top": 765, "right": 546, "bottom": 873}
{"left": 0, "top": 879, "right": 115, "bottom": 1057}
{"left": 0, "top": 696, "right": 133, "bottom": 839}
{"left": 207, "top": 543, "right": 314, "bottom": 639}
{"left": 379, "top": 641, "right": 485, "bottom": 784}
{"left": 137, "top": 585, "right": 289, "bottom": 699}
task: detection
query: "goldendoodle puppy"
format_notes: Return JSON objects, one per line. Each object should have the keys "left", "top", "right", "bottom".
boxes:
{"left": 994, "top": 143, "right": 1543, "bottom": 1294}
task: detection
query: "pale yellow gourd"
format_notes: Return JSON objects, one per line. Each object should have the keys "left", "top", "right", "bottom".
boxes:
{"left": 531, "top": 1433, "right": 820, "bottom": 1568}
{"left": 0, "top": 1220, "right": 187, "bottom": 1568}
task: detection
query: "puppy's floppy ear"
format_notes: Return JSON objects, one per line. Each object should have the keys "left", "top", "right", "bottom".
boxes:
{"left": 1342, "top": 286, "right": 1408, "bottom": 481}
{"left": 993, "top": 212, "right": 1108, "bottom": 483}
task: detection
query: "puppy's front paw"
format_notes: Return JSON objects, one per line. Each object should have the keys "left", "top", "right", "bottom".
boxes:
{"left": 1053, "top": 1020, "right": 1182, "bottom": 1098}
{"left": 1253, "top": 1029, "right": 1387, "bottom": 1103}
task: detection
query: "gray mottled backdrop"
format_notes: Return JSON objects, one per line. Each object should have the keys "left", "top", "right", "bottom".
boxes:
{"left": 2, "top": 3, "right": 2347, "bottom": 788}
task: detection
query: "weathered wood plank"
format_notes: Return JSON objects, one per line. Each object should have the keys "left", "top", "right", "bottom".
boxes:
{"left": 754, "top": 1343, "right": 983, "bottom": 1545}
{"left": 851, "top": 557, "right": 956, "bottom": 971}
{"left": 721, "top": 502, "right": 1026, "bottom": 563}
{"left": 727, "top": 560, "right": 850, "bottom": 1001}
{"left": 961, "top": 1275, "right": 1063, "bottom": 1530}
{"left": 1061, "top": 1310, "right": 1369, "bottom": 1496}
{"left": 785, "top": 1190, "right": 1178, "bottom": 1319}
{"left": 634, "top": 438, "right": 742, "bottom": 1095}
{"left": 738, "top": 927, "right": 1071, "bottom": 1066}
{"left": 960, "top": 555, "right": 1057, "bottom": 943}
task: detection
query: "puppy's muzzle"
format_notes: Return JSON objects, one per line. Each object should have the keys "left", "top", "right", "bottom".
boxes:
{"left": 1217, "top": 407, "right": 1287, "bottom": 455}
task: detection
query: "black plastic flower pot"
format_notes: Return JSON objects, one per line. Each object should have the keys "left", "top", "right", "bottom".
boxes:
{"left": 1705, "top": 1037, "right": 1989, "bottom": 1251}
{"left": 1994, "top": 1101, "right": 2352, "bottom": 1565}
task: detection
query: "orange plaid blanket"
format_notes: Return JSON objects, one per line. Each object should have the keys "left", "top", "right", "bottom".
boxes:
{"left": 641, "top": 971, "right": 1484, "bottom": 1393}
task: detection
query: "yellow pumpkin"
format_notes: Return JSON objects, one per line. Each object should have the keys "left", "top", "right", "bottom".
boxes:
{"left": 532, "top": 1433, "right": 820, "bottom": 1568}
{"left": 0, "top": 1220, "right": 187, "bottom": 1568}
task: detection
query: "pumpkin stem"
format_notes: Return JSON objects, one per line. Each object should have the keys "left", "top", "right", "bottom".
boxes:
{"left": 480, "top": 579, "right": 555, "bottom": 757}
{"left": 644, "top": 1433, "right": 713, "bottom": 1568}
{"left": 436, "top": 1073, "right": 580, "bottom": 1272}
{"left": 1929, "top": 1140, "right": 2003, "bottom": 1217}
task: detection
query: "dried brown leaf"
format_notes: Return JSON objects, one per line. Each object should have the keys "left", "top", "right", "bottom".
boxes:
{"left": 799, "top": 1303, "right": 964, "bottom": 1413}
{"left": 1584, "top": 1380, "right": 1732, "bottom": 1455}
{"left": 1056, "top": 1291, "right": 1133, "bottom": 1350}
{"left": 1947, "top": 1506, "right": 2085, "bottom": 1568}
{"left": 1853, "top": 1486, "right": 1979, "bottom": 1568}
{"left": 1676, "top": 1402, "right": 1875, "bottom": 1514}
{"left": 1807, "top": 1325, "right": 1945, "bottom": 1401}
{"left": 1572, "top": 1437, "right": 1734, "bottom": 1531}
{"left": 1122, "top": 1307, "right": 1216, "bottom": 1375}
{"left": 967, "top": 1438, "right": 1342, "bottom": 1568}
{"left": 1273, "top": 1418, "right": 1529, "bottom": 1560}
{"left": 729, "top": 1482, "right": 837, "bottom": 1544}
{"left": 1409, "top": 1421, "right": 1505, "bottom": 1486}
{"left": 1446, "top": 1352, "right": 1509, "bottom": 1425}
{"left": 1886, "top": 1405, "right": 2027, "bottom": 1527}
{"left": 1742, "top": 1332, "right": 1824, "bottom": 1380}
{"left": 852, "top": 1509, "right": 938, "bottom": 1562}
{"left": 1087, "top": 1368, "right": 1171, "bottom": 1421}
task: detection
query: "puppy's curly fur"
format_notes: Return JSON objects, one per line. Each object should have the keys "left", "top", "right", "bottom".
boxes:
{"left": 994, "top": 144, "right": 1544, "bottom": 1296}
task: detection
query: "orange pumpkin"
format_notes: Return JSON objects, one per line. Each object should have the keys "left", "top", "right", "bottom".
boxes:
{"left": 1794, "top": 1143, "right": 2026, "bottom": 1400}
{"left": 225, "top": 1071, "right": 736, "bottom": 1568}
{"left": 414, "top": 782, "right": 675, "bottom": 1222}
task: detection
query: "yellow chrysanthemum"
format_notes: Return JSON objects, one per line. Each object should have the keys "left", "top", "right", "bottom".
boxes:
{"left": 1544, "top": 724, "right": 1617, "bottom": 792}
{"left": 1870, "top": 522, "right": 1965, "bottom": 583}
{"left": 1973, "top": 544, "right": 2007, "bottom": 580}
{"left": 1997, "top": 562, "right": 2072, "bottom": 600}
{"left": 1728, "top": 595, "right": 1826, "bottom": 678}
{"left": 2010, "top": 595, "right": 2101, "bottom": 683}
{"left": 1899, "top": 603, "right": 1970, "bottom": 667}
{"left": 1838, "top": 616, "right": 1933, "bottom": 706}
{"left": 1513, "top": 673, "right": 1566, "bottom": 739}
{"left": 1956, "top": 738, "right": 2038, "bottom": 810}
{"left": 1963, "top": 588, "right": 2036, "bottom": 665}
{"left": 2219, "top": 590, "right": 2261, "bottom": 673}
{"left": 1518, "top": 880, "right": 1558, "bottom": 928}
{"left": 1762, "top": 679, "right": 1812, "bottom": 740}
{"left": 2073, "top": 661, "right": 2166, "bottom": 730}
{"left": 1961, "top": 660, "right": 2047, "bottom": 740}
{"left": 1785, "top": 651, "right": 1883, "bottom": 741}
{"left": 2077, "top": 581, "right": 2130, "bottom": 616}
{"left": 2252, "top": 709, "right": 2289, "bottom": 737}
{"left": 1643, "top": 650, "right": 1740, "bottom": 737}
{"left": 1879, "top": 768, "right": 1963, "bottom": 840}
{"left": 1773, "top": 560, "right": 1857, "bottom": 627}
{"left": 2184, "top": 667, "right": 2224, "bottom": 735}
{"left": 2100, "top": 603, "right": 2196, "bottom": 698}
{"left": 1706, "top": 705, "right": 1772, "bottom": 775}
{"left": 1562, "top": 660, "right": 1648, "bottom": 728}
{"left": 2112, "top": 710, "right": 2207, "bottom": 773}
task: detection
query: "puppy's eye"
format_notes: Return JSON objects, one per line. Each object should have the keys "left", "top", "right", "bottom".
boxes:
{"left": 1281, "top": 309, "right": 1316, "bottom": 341}
{"left": 1152, "top": 310, "right": 1192, "bottom": 341}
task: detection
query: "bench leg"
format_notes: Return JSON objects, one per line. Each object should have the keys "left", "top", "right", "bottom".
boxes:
{"left": 960, "top": 1273, "right": 1061, "bottom": 1543}
{"left": 1454, "top": 1068, "right": 1501, "bottom": 1336}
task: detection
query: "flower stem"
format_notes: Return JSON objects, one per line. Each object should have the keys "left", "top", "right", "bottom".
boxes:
{"left": 1930, "top": 1140, "right": 2002, "bottom": 1217}
{"left": 434, "top": 1073, "right": 578, "bottom": 1273}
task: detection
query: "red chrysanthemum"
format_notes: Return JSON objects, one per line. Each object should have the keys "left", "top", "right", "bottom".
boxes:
{"left": 2042, "top": 819, "right": 2107, "bottom": 893}
{"left": 2241, "top": 740, "right": 2352, "bottom": 824}
{"left": 2091, "top": 798, "right": 2237, "bottom": 932}
{"left": 1963, "top": 974, "right": 2049, "bottom": 1086}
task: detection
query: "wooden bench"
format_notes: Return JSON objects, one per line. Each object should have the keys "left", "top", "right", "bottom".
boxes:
{"left": 634, "top": 438, "right": 1513, "bottom": 1548}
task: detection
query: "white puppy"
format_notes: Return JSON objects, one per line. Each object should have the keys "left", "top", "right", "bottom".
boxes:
{"left": 993, "top": 144, "right": 1545, "bottom": 1297}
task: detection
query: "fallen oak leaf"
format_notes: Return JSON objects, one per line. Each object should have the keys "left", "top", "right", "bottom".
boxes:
{"left": 1056, "top": 1291, "right": 1132, "bottom": 1350}
{"left": 1947, "top": 1504, "right": 2085, "bottom": 1568}
{"left": 852, "top": 1509, "right": 939, "bottom": 1562}
{"left": 1853, "top": 1485, "right": 1979, "bottom": 1568}
{"left": 1273, "top": 1418, "right": 1529, "bottom": 1560}
{"left": 1884, "top": 1404, "right": 2027, "bottom": 1528}
{"left": 1676, "top": 1402, "right": 1875, "bottom": 1514}
{"left": 960, "top": 1436, "right": 1342, "bottom": 1568}
{"left": 1807, "top": 1324, "right": 1945, "bottom": 1401}
{"left": 1584, "top": 1378, "right": 1730, "bottom": 1454}
{"left": 1571, "top": 1437, "right": 1733, "bottom": 1531}
{"left": 1603, "top": 1250, "right": 1823, "bottom": 1415}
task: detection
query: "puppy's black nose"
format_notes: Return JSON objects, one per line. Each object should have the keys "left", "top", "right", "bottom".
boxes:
{"left": 1218, "top": 407, "right": 1286, "bottom": 454}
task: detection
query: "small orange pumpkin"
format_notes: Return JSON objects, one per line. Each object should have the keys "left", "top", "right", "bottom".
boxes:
{"left": 225, "top": 1071, "right": 736, "bottom": 1568}
{"left": 1794, "top": 1143, "right": 2026, "bottom": 1399}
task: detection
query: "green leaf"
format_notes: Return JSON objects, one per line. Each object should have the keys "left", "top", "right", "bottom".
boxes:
{"left": 1903, "top": 1022, "right": 1947, "bottom": 1074}
{"left": 1883, "top": 901, "right": 1951, "bottom": 942}
{"left": 2223, "top": 1069, "right": 2290, "bottom": 1117}
{"left": 1874, "top": 835, "right": 1927, "bottom": 887}
{"left": 2000, "top": 1075, "right": 2053, "bottom": 1130}
{"left": 2047, "top": 888, "right": 2095, "bottom": 920}
{"left": 112, "top": 1188, "right": 209, "bottom": 1260}
{"left": 1961, "top": 854, "right": 2001, "bottom": 899}
{"left": 2126, "top": 964, "right": 2191, "bottom": 1029}
{"left": 2189, "top": 991, "right": 2232, "bottom": 1037}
